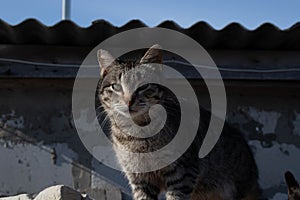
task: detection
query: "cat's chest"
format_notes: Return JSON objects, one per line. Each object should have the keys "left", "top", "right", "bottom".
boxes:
{"left": 112, "top": 139, "right": 174, "bottom": 174}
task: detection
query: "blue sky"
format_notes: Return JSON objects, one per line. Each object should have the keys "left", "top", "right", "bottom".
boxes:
{"left": 0, "top": 0, "right": 300, "bottom": 29}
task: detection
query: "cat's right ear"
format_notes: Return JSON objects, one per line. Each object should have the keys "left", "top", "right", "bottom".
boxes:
{"left": 97, "top": 49, "right": 115, "bottom": 77}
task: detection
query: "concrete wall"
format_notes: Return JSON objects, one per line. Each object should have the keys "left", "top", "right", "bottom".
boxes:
{"left": 0, "top": 78, "right": 299, "bottom": 199}
{"left": 0, "top": 79, "right": 122, "bottom": 199}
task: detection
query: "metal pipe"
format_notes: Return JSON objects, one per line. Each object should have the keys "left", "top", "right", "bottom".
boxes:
{"left": 62, "top": 0, "right": 71, "bottom": 20}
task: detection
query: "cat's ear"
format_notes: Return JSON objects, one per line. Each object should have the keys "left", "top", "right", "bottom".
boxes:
{"left": 285, "top": 171, "right": 300, "bottom": 193}
{"left": 140, "top": 44, "right": 162, "bottom": 64}
{"left": 97, "top": 49, "right": 115, "bottom": 76}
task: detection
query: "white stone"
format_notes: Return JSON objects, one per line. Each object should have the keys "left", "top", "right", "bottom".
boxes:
{"left": 34, "top": 185, "right": 82, "bottom": 200}
{"left": 0, "top": 194, "right": 32, "bottom": 200}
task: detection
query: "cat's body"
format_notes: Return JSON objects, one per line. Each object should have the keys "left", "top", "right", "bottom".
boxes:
{"left": 97, "top": 45, "right": 260, "bottom": 200}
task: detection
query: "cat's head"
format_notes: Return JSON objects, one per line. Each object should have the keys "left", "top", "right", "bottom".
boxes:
{"left": 97, "top": 44, "right": 166, "bottom": 126}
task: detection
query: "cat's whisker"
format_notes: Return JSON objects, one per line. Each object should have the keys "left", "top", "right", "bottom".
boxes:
{"left": 100, "top": 115, "right": 110, "bottom": 127}
{"left": 96, "top": 110, "right": 107, "bottom": 120}
{"left": 96, "top": 104, "right": 105, "bottom": 110}
{"left": 95, "top": 110, "right": 109, "bottom": 126}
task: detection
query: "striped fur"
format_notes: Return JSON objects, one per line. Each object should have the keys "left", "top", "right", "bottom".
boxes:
{"left": 96, "top": 45, "right": 260, "bottom": 200}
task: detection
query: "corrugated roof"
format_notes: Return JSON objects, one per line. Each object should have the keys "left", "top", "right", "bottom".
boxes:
{"left": 1, "top": 19, "right": 300, "bottom": 50}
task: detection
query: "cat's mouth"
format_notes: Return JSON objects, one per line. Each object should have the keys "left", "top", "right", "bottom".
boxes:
{"left": 113, "top": 105, "right": 151, "bottom": 126}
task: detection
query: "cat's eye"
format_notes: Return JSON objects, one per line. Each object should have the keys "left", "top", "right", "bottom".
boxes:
{"left": 111, "top": 83, "right": 122, "bottom": 92}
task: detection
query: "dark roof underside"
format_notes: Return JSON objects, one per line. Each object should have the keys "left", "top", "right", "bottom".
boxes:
{"left": 1, "top": 19, "right": 300, "bottom": 50}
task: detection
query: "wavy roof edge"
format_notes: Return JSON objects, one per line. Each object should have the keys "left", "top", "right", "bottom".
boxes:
{"left": 1, "top": 18, "right": 300, "bottom": 50}
{"left": 3, "top": 18, "right": 300, "bottom": 31}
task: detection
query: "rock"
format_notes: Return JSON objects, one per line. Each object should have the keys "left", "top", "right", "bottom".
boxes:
{"left": 34, "top": 185, "right": 86, "bottom": 200}
{"left": 0, "top": 194, "right": 32, "bottom": 200}
{"left": 0, "top": 185, "right": 93, "bottom": 200}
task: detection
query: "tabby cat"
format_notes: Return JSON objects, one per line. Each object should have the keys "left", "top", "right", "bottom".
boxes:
{"left": 96, "top": 45, "right": 260, "bottom": 200}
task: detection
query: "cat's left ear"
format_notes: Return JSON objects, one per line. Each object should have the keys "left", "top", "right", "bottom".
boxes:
{"left": 285, "top": 171, "right": 300, "bottom": 193}
{"left": 97, "top": 49, "right": 115, "bottom": 77}
{"left": 140, "top": 44, "right": 163, "bottom": 64}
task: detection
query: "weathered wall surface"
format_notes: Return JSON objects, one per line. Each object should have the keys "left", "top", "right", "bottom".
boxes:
{"left": 0, "top": 79, "right": 299, "bottom": 199}
{"left": 225, "top": 86, "right": 300, "bottom": 198}
{"left": 0, "top": 80, "right": 122, "bottom": 199}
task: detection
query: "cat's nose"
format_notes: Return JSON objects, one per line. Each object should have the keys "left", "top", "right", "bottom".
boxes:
{"left": 124, "top": 94, "right": 132, "bottom": 107}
